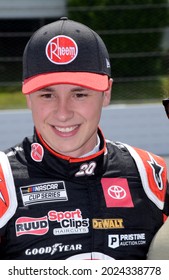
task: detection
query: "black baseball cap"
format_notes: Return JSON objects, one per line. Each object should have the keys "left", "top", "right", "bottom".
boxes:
{"left": 22, "top": 17, "right": 111, "bottom": 94}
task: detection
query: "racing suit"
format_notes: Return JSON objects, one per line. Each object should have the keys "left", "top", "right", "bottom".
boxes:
{"left": 0, "top": 128, "right": 168, "bottom": 260}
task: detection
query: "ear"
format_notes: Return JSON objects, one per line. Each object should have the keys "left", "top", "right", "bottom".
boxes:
{"left": 103, "top": 78, "right": 113, "bottom": 107}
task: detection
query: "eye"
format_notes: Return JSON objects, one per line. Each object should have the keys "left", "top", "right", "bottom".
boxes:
{"left": 74, "top": 93, "right": 88, "bottom": 99}
{"left": 40, "top": 93, "right": 55, "bottom": 99}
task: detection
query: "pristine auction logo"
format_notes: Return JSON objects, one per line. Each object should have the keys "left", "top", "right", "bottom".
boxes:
{"left": 46, "top": 35, "right": 78, "bottom": 64}
{"left": 108, "top": 233, "right": 146, "bottom": 249}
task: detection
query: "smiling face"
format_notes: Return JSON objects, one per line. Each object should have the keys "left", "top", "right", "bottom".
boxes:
{"left": 26, "top": 81, "right": 112, "bottom": 158}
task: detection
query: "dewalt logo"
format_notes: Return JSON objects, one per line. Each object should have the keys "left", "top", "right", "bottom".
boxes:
{"left": 92, "top": 218, "right": 124, "bottom": 229}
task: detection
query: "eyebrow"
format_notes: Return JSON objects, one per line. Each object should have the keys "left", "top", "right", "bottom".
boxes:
{"left": 39, "top": 87, "right": 54, "bottom": 92}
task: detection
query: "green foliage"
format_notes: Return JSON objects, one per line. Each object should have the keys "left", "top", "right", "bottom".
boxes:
{"left": 0, "top": 81, "right": 164, "bottom": 109}
{"left": 1, "top": 1, "right": 168, "bottom": 105}
{"left": 112, "top": 79, "right": 165, "bottom": 101}
{"left": 68, "top": 0, "right": 169, "bottom": 82}
{"left": 0, "top": 87, "right": 27, "bottom": 109}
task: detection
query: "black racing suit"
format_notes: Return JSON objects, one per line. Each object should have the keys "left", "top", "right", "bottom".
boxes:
{"left": 0, "top": 128, "right": 168, "bottom": 260}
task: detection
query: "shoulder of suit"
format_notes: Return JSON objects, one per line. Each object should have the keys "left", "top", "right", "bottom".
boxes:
{"left": 0, "top": 151, "right": 17, "bottom": 228}
{"left": 118, "top": 142, "right": 167, "bottom": 210}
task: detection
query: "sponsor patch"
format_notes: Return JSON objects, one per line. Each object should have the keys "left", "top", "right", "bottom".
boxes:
{"left": 25, "top": 243, "right": 82, "bottom": 256}
{"left": 15, "top": 216, "right": 49, "bottom": 236}
{"left": 101, "top": 178, "right": 134, "bottom": 207}
{"left": 46, "top": 35, "right": 78, "bottom": 65}
{"left": 20, "top": 181, "right": 68, "bottom": 206}
{"left": 48, "top": 209, "right": 89, "bottom": 236}
{"left": 108, "top": 233, "right": 146, "bottom": 249}
{"left": 92, "top": 218, "right": 124, "bottom": 229}
{"left": 31, "top": 143, "right": 44, "bottom": 162}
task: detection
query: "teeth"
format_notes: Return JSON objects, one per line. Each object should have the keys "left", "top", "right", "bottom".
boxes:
{"left": 55, "top": 126, "right": 78, "bottom": 133}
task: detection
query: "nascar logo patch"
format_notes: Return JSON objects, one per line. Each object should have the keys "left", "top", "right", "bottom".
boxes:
{"left": 20, "top": 181, "right": 68, "bottom": 206}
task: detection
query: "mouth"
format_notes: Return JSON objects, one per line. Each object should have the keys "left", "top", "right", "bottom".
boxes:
{"left": 55, "top": 125, "right": 78, "bottom": 132}
{"left": 52, "top": 125, "right": 79, "bottom": 137}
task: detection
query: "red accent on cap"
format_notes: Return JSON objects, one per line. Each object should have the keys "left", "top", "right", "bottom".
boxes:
{"left": 22, "top": 72, "right": 109, "bottom": 94}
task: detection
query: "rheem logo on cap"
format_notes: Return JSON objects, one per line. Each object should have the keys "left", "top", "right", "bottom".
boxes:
{"left": 46, "top": 35, "right": 78, "bottom": 65}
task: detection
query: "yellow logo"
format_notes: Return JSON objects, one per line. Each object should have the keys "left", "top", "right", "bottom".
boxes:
{"left": 92, "top": 218, "right": 124, "bottom": 229}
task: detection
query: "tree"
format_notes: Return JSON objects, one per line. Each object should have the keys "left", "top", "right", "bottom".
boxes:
{"left": 68, "top": 0, "right": 169, "bottom": 80}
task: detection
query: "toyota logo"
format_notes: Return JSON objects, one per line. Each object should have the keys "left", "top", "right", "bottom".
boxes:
{"left": 108, "top": 185, "right": 126, "bottom": 199}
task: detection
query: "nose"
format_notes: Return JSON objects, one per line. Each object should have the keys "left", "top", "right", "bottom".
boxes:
{"left": 54, "top": 96, "right": 74, "bottom": 122}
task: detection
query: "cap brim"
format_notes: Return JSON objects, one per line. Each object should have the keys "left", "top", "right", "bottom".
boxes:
{"left": 22, "top": 72, "right": 109, "bottom": 94}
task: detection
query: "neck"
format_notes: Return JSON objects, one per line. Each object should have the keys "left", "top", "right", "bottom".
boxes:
{"left": 80, "top": 135, "right": 100, "bottom": 158}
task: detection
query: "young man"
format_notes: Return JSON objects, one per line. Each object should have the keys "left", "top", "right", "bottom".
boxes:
{"left": 0, "top": 17, "right": 168, "bottom": 260}
{"left": 147, "top": 99, "right": 169, "bottom": 260}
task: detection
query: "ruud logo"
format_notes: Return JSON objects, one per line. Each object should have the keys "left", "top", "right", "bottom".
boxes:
{"left": 46, "top": 35, "right": 78, "bottom": 64}
{"left": 15, "top": 216, "right": 49, "bottom": 236}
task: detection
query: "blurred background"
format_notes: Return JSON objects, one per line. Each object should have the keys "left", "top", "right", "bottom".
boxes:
{"left": 1, "top": 0, "right": 169, "bottom": 103}
{"left": 0, "top": 0, "right": 169, "bottom": 162}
